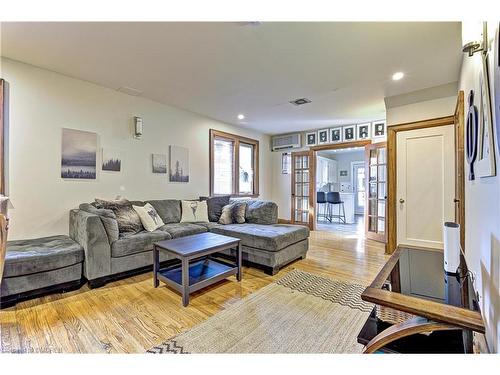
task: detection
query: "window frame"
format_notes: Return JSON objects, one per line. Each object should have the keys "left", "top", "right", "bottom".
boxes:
{"left": 209, "top": 129, "right": 259, "bottom": 198}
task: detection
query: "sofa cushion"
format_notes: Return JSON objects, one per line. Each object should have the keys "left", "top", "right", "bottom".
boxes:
{"left": 193, "top": 221, "right": 223, "bottom": 231}
{"left": 111, "top": 230, "right": 172, "bottom": 258}
{"left": 210, "top": 224, "right": 309, "bottom": 252}
{"left": 159, "top": 223, "right": 207, "bottom": 238}
{"left": 4, "top": 235, "right": 84, "bottom": 278}
{"left": 146, "top": 199, "right": 181, "bottom": 224}
{"left": 245, "top": 200, "right": 278, "bottom": 225}
{"left": 200, "top": 195, "right": 231, "bottom": 222}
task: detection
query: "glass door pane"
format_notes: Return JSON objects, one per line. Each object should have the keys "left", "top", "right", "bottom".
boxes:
{"left": 291, "top": 152, "right": 311, "bottom": 228}
{"left": 365, "top": 143, "right": 387, "bottom": 243}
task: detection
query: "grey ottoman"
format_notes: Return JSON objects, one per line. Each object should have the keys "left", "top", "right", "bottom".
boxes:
{"left": 1, "top": 235, "right": 84, "bottom": 309}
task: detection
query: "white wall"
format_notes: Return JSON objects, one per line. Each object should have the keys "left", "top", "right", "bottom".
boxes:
{"left": 1, "top": 58, "right": 272, "bottom": 240}
{"left": 459, "top": 22, "right": 500, "bottom": 353}
{"left": 329, "top": 150, "right": 364, "bottom": 184}
{"left": 386, "top": 96, "right": 457, "bottom": 126}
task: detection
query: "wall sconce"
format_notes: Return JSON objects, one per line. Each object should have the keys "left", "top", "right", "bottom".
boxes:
{"left": 462, "top": 21, "right": 488, "bottom": 57}
{"left": 134, "top": 116, "right": 143, "bottom": 139}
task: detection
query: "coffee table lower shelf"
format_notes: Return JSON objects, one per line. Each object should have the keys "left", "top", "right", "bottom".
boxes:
{"left": 157, "top": 257, "right": 237, "bottom": 296}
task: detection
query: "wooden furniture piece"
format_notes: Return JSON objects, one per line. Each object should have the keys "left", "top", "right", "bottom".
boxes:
{"left": 358, "top": 246, "right": 484, "bottom": 353}
{"left": 153, "top": 232, "right": 241, "bottom": 307}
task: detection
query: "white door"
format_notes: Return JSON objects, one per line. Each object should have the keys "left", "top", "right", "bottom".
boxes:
{"left": 396, "top": 125, "right": 455, "bottom": 249}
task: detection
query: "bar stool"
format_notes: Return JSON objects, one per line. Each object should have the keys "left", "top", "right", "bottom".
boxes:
{"left": 326, "top": 192, "right": 346, "bottom": 223}
{"left": 316, "top": 192, "right": 327, "bottom": 222}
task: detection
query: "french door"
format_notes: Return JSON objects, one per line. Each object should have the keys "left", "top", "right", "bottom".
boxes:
{"left": 291, "top": 151, "right": 314, "bottom": 229}
{"left": 365, "top": 142, "right": 387, "bottom": 242}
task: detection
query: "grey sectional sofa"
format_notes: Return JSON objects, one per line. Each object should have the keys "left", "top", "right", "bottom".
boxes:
{"left": 69, "top": 199, "right": 309, "bottom": 287}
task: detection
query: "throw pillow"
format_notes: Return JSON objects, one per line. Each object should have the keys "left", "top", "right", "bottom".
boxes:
{"left": 199, "top": 195, "right": 231, "bottom": 222}
{"left": 180, "top": 200, "right": 209, "bottom": 223}
{"left": 133, "top": 203, "right": 165, "bottom": 232}
{"left": 232, "top": 201, "right": 247, "bottom": 224}
{"left": 218, "top": 202, "right": 247, "bottom": 225}
{"left": 79, "top": 203, "right": 120, "bottom": 243}
{"left": 94, "top": 198, "right": 144, "bottom": 235}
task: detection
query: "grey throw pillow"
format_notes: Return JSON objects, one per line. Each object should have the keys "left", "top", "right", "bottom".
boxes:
{"left": 218, "top": 202, "right": 247, "bottom": 225}
{"left": 79, "top": 203, "right": 120, "bottom": 243}
{"left": 95, "top": 198, "right": 144, "bottom": 235}
{"left": 200, "top": 195, "right": 231, "bottom": 222}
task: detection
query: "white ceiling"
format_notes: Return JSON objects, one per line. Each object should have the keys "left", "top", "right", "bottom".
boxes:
{"left": 0, "top": 22, "right": 462, "bottom": 135}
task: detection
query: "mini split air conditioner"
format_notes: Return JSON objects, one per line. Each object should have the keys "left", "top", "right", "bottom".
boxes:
{"left": 271, "top": 133, "right": 302, "bottom": 151}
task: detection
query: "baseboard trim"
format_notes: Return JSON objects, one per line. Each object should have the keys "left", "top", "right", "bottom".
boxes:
{"left": 0, "top": 278, "right": 85, "bottom": 309}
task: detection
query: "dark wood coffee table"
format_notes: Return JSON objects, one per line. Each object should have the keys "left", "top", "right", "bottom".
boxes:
{"left": 153, "top": 232, "right": 241, "bottom": 306}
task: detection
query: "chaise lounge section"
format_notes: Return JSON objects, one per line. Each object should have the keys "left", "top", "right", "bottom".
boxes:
{"left": 69, "top": 199, "right": 309, "bottom": 287}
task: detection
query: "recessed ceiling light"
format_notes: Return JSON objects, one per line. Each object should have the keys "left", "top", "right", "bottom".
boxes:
{"left": 237, "top": 114, "right": 245, "bottom": 120}
{"left": 392, "top": 72, "right": 404, "bottom": 81}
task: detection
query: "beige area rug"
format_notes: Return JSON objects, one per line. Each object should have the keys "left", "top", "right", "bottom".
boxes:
{"left": 147, "top": 270, "right": 374, "bottom": 354}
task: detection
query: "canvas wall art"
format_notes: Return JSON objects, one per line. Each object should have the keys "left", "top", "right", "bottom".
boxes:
{"left": 152, "top": 153, "right": 167, "bottom": 174}
{"left": 476, "top": 54, "right": 496, "bottom": 177}
{"left": 101, "top": 148, "right": 122, "bottom": 172}
{"left": 61, "top": 128, "right": 97, "bottom": 179}
{"left": 169, "top": 146, "right": 189, "bottom": 182}
{"left": 494, "top": 22, "right": 500, "bottom": 156}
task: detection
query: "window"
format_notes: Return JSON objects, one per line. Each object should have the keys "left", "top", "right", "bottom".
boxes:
{"left": 210, "top": 129, "right": 259, "bottom": 197}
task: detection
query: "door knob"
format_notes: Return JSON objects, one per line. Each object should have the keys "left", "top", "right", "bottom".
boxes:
{"left": 399, "top": 198, "right": 405, "bottom": 204}
{"left": 454, "top": 198, "right": 460, "bottom": 203}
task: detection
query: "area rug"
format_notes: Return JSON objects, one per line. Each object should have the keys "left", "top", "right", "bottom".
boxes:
{"left": 147, "top": 270, "right": 373, "bottom": 353}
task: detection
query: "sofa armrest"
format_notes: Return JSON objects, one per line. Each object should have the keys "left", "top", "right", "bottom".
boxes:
{"left": 69, "top": 209, "right": 111, "bottom": 281}
{"left": 245, "top": 200, "right": 278, "bottom": 225}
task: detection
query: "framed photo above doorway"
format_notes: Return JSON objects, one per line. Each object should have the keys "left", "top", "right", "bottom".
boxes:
{"left": 305, "top": 132, "right": 317, "bottom": 146}
{"left": 372, "top": 120, "right": 386, "bottom": 138}
{"left": 343, "top": 125, "right": 356, "bottom": 142}
{"left": 330, "top": 127, "right": 342, "bottom": 143}
{"left": 357, "top": 123, "right": 371, "bottom": 140}
{"left": 317, "top": 128, "right": 329, "bottom": 145}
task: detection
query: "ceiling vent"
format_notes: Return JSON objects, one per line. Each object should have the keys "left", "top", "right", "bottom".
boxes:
{"left": 289, "top": 98, "right": 311, "bottom": 106}
{"left": 117, "top": 86, "right": 143, "bottom": 97}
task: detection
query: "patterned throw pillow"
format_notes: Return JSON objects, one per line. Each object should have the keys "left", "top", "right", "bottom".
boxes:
{"left": 133, "top": 203, "right": 165, "bottom": 232}
{"left": 218, "top": 202, "right": 247, "bottom": 225}
{"left": 95, "top": 198, "right": 144, "bottom": 235}
{"left": 180, "top": 200, "right": 209, "bottom": 223}
{"left": 199, "top": 195, "right": 231, "bottom": 222}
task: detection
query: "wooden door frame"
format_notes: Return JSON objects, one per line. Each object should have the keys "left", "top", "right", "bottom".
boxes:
{"left": 386, "top": 95, "right": 465, "bottom": 255}
{"left": 291, "top": 150, "right": 315, "bottom": 229}
{"left": 365, "top": 141, "right": 387, "bottom": 243}
{"left": 309, "top": 140, "right": 372, "bottom": 231}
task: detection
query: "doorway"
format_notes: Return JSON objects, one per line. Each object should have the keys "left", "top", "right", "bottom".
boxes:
{"left": 352, "top": 161, "right": 366, "bottom": 215}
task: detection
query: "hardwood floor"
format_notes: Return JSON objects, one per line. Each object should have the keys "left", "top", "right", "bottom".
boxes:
{"left": 0, "top": 230, "right": 387, "bottom": 353}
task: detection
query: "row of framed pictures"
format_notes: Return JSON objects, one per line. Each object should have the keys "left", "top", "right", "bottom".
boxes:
{"left": 305, "top": 120, "right": 386, "bottom": 147}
